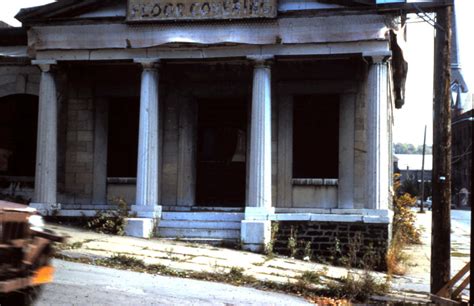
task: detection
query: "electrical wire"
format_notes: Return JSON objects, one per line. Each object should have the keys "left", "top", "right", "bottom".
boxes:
{"left": 412, "top": 3, "right": 445, "bottom": 31}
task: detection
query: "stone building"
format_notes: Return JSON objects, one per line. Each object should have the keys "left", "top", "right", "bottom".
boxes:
{"left": 0, "top": 0, "right": 410, "bottom": 259}
{"left": 451, "top": 108, "right": 472, "bottom": 208}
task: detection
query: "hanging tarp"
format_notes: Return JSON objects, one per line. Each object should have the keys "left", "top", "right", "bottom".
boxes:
{"left": 28, "top": 14, "right": 394, "bottom": 50}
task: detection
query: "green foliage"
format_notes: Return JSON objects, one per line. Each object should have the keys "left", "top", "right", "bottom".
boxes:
{"left": 287, "top": 227, "right": 298, "bottom": 258}
{"left": 102, "top": 254, "right": 146, "bottom": 269}
{"left": 400, "top": 179, "right": 419, "bottom": 197}
{"left": 387, "top": 174, "right": 422, "bottom": 275}
{"left": 86, "top": 197, "right": 129, "bottom": 236}
{"left": 392, "top": 191, "right": 421, "bottom": 244}
{"left": 264, "top": 222, "right": 279, "bottom": 257}
{"left": 394, "top": 143, "right": 432, "bottom": 154}
{"left": 327, "top": 272, "right": 389, "bottom": 302}
{"left": 303, "top": 241, "right": 312, "bottom": 261}
{"left": 299, "top": 271, "right": 322, "bottom": 285}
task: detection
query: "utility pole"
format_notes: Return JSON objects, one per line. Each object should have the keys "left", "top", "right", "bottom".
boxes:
{"left": 431, "top": 5, "right": 452, "bottom": 297}
{"left": 420, "top": 125, "right": 427, "bottom": 213}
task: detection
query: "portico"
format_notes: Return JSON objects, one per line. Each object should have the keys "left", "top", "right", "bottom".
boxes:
{"left": 0, "top": 0, "right": 407, "bottom": 260}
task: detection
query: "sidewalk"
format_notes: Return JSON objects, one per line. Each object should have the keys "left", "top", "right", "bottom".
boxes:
{"left": 47, "top": 222, "right": 438, "bottom": 302}
{"left": 391, "top": 210, "right": 471, "bottom": 294}
{"left": 49, "top": 223, "right": 352, "bottom": 284}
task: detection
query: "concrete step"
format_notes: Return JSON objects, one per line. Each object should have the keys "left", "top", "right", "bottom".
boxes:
{"left": 158, "top": 220, "right": 241, "bottom": 230}
{"left": 160, "top": 237, "right": 240, "bottom": 247}
{"left": 157, "top": 228, "right": 241, "bottom": 239}
{"left": 161, "top": 212, "right": 244, "bottom": 222}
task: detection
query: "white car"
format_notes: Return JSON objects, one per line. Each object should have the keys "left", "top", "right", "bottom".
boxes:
{"left": 416, "top": 197, "right": 432, "bottom": 210}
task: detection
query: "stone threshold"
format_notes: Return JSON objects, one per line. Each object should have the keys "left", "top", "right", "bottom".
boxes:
{"left": 44, "top": 206, "right": 392, "bottom": 223}
{"left": 291, "top": 178, "right": 338, "bottom": 186}
{"left": 271, "top": 209, "right": 393, "bottom": 224}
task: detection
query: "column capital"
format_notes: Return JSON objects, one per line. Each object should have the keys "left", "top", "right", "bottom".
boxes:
{"left": 32, "top": 60, "right": 57, "bottom": 72}
{"left": 134, "top": 58, "right": 160, "bottom": 70}
{"left": 247, "top": 55, "right": 274, "bottom": 68}
{"left": 363, "top": 52, "right": 391, "bottom": 65}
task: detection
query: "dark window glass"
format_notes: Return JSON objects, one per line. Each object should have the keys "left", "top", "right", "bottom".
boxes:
{"left": 107, "top": 98, "right": 139, "bottom": 177}
{"left": 293, "top": 95, "right": 339, "bottom": 178}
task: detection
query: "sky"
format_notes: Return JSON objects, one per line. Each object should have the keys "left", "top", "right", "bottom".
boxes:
{"left": 393, "top": 0, "right": 474, "bottom": 146}
{"left": 1, "top": 0, "right": 473, "bottom": 146}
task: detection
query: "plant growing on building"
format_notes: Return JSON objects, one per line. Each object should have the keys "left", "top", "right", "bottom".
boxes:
{"left": 86, "top": 197, "right": 129, "bottom": 235}
{"left": 303, "top": 241, "right": 312, "bottom": 261}
{"left": 287, "top": 226, "right": 298, "bottom": 258}
{"left": 264, "top": 221, "right": 279, "bottom": 257}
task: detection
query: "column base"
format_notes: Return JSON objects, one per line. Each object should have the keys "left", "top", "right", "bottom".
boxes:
{"left": 130, "top": 205, "right": 162, "bottom": 218}
{"left": 241, "top": 220, "right": 272, "bottom": 253}
{"left": 125, "top": 218, "right": 156, "bottom": 238}
{"left": 29, "top": 202, "right": 61, "bottom": 216}
{"left": 245, "top": 206, "right": 275, "bottom": 220}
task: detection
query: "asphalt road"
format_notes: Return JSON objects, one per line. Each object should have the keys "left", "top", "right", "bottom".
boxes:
{"left": 35, "top": 260, "right": 310, "bottom": 305}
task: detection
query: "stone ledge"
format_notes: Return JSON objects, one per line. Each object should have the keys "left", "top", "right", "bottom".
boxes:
{"left": 125, "top": 218, "right": 155, "bottom": 238}
{"left": 291, "top": 178, "right": 338, "bottom": 186}
{"left": 270, "top": 209, "right": 392, "bottom": 224}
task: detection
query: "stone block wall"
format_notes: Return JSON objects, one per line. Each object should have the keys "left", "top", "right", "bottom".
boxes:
{"left": 353, "top": 74, "right": 368, "bottom": 209}
{"left": 273, "top": 221, "right": 389, "bottom": 271}
{"left": 63, "top": 86, "right": 95, "bottom": 204}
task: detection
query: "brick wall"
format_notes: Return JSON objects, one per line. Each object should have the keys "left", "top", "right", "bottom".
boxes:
{"left": 273, "top": 221, "right": 389, "bottom": 271}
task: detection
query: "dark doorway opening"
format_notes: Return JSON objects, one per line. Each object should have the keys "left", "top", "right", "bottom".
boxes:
{"left": 196, "top": 99, "right": 247, "bottom": 207}
{"left": 107, "top": 98, "right": 139, "bottom": 178}
{"left": 0, "top": 94, "right": 38, "bottom": 178}
{"left": 293, "top": 95, "right": 340, "bottom": 179}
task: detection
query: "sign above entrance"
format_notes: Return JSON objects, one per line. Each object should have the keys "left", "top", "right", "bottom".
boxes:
{"left": 127, "top": 0, "right": 277, "bottom": 21}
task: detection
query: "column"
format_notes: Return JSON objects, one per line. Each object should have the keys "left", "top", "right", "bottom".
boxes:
{"left": 241, "top": 55, "right": 274, "bottom": 252}
{"left": 30, "top": 60, "right": 59, "bottom": 215}
{"left": 338, "top": 94, "right": 355, "bottom": 209}
{"left": 366, "top": 57, "right": 389, "bottom": 210}
{"left": 92, "top": 98, "right": 108, "bottom": 204}
{"left": 126, "top": 59, "right": 162, "bottom": 238}
{"left": 277, "top": 94, "right": 293, "bottom": 208}
{"left": 177, "top": 96, "right": 197, "bottom": 206}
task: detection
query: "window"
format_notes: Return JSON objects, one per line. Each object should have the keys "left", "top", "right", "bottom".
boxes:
{"left": 107, "top": 98, "right": 139, "bottom": 177}
{"left": 293, "top": 95, "right": 339, "bottom": 179}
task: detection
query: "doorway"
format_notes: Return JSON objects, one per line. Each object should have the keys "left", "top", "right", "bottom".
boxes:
{"left": 196, "top": 98, "right": 247, "bottom": 207}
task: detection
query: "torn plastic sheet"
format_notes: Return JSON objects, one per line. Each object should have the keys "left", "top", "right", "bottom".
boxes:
{"left": 29, "top": 14, "right": 396, "bottom": 50}
{"left": 0, "top": 46, "right": 28, "bottom": 58}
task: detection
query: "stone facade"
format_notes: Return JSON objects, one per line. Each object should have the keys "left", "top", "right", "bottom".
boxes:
{"left": 0, "top": 1, "right": 406, "bottom": 252}
{"left": 63, "top": 79, "right": 95, "bottom": 204}
{"left": 273, "top": 221, "right": 389, "bottom": 271}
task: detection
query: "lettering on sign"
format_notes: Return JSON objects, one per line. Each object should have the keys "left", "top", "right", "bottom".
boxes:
{"left": 127, "top": 0, "right": 277, "bottom": 21}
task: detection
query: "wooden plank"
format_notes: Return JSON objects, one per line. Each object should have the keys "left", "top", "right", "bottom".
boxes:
{"left": 429, "top": 294, "right": 461, "bottom": 305}
{"left": 436, "top": 261, "right": 470, "bottom": 296}
{"left": 452, "top": 275, "right": 470, "bottom": 299}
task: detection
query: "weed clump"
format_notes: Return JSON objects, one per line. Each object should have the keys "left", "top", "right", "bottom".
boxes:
{"left": 327, "top": 271, "right": 389, "bottom": 302}
{"left": 387, "top": 174, "right": 422, "bottom": 275}
{"left": 86, "top": 198, "right": 130, "bottom": 235}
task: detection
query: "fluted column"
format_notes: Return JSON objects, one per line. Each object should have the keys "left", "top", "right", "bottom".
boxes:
{"left": 130, "top": 59, "right": 162, "bottom": 220}
{"left": 242, "top": 55, "right": 274, "bottom": 252}
{"left": 30, "top": 60, "right": 58, "bottom": 215}
{"left": 366, "top": 57, "right": 389, "bottom": 210}
{"left": 247, "top": 56, "right": 273, "bottom": 212}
